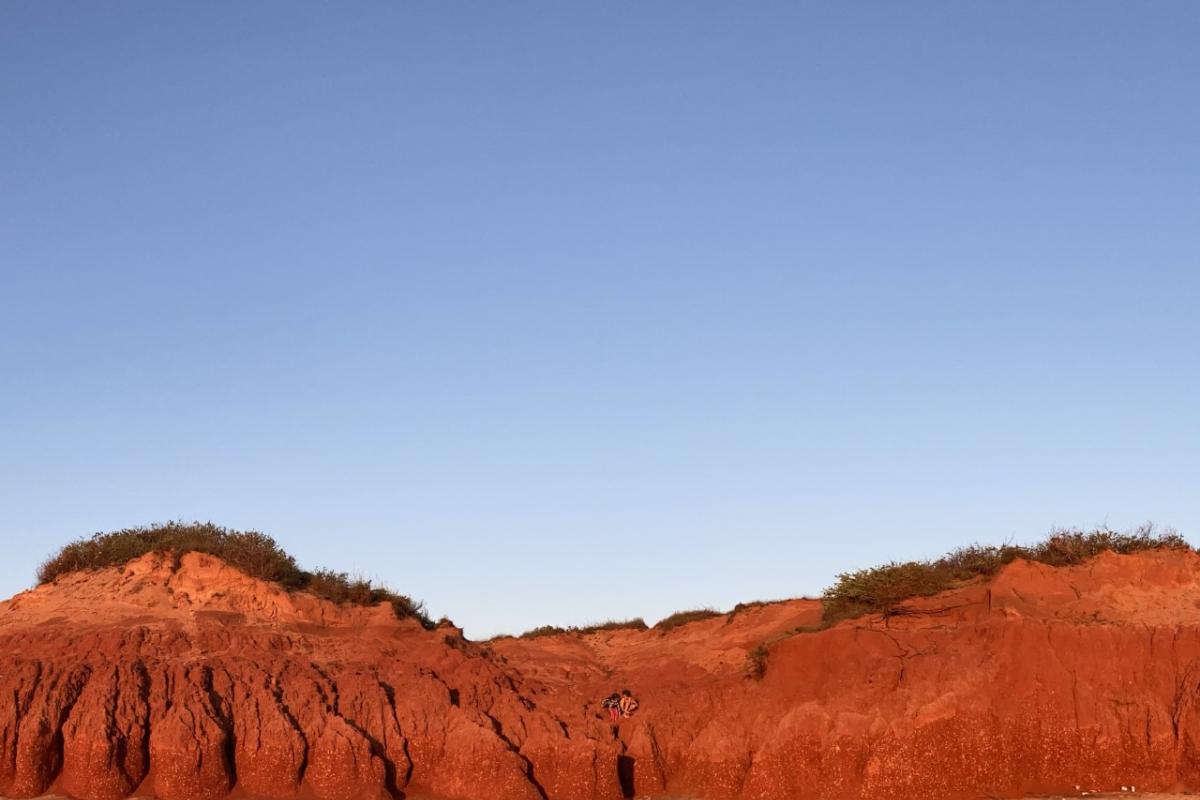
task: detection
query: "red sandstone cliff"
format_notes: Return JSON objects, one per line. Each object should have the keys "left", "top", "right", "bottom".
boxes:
{"left": 4, "top": 549, "right": 1200, "bottom": 799}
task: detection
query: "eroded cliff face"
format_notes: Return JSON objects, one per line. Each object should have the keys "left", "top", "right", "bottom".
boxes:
{"left": 4, "top": 549, "right": 1200, "bottom": 799}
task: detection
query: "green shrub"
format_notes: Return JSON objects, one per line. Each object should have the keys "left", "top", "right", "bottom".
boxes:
{"left": 38, "top": 522, "right": 433, "bottom": 628}
{"left": 744, "top": 644, "right": 769, "bottom": 680}
{"left": 517, "top": 618, "right": 648, "bottom": 639}
{"left": 730, "top": 600, "right": 771, "bottom": 615}
{"left": 724, "top": 599, "right": 793, "bottom": 625}
{"left": 519, "top": 625, "right": 570, "bottom": 639}
{"left": 303, "top": 567, "right": 430, "bottom": 623}
{"left": 1027, "top": 527, "right": 1189, "bottom": 566}
{"left": 820, "top": 525, "right": 1189, "bottom": 626}
{"left": 655, "top": 608, "right": 721, "bottom": 631}
{"left": 576, "top": 618, "right": 648, "bottom": 634}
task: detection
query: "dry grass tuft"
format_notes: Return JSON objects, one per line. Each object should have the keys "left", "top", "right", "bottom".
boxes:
{"left": 738, "top": 526, "right": 1192, "bottom": 674}
{"left": 655, "top": 608, "right": 722, "bottom": 632}
{"left": 744, "top": 644, "right": 769, "bottom": 680}
{"left": 38, "top": 522, "right": 433, "bottom": 627}
{"left": 518, "top": 618, "right": 648, "bottom": 639}
{"left": 820, "top": 525, "right": 1188, "bottom": 626}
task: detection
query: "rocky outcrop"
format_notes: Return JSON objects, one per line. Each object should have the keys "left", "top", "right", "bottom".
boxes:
{"left": 4, "top": 549, "right": 1200, "bottom": 799}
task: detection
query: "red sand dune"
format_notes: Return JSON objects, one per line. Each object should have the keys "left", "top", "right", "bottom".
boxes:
{"left": 4, "top": 549, "right": 1200, "bottom": 799}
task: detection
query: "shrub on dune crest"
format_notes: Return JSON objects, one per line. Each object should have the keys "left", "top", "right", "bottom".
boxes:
{"left": 581, "top": 617, "right": 648, "bottom": 633}
{"left": 654, "top": 608, "right": 722, "bottom": 632}
{"left": 820, "top": 525, "right": 1189, "bottom": 626}
{"left": 517, "top": 625, "right": 570, "bottom": 639}
{"left": 736, "top": 525, "right": 1192, "bottom": 680}
{"left": 303, "top": 567, "right": 431, "bottom": 624}
{"left": 37, "top": 522, "right": 434, "bottom": 627}
{"left": 517, "top": 618, "right": 649, "bottom": 639}
{"left": 38, "top": 522, "right": 305, "bottom": 586}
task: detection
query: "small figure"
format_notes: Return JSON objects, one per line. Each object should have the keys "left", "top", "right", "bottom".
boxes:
{"left": 618, "top": 689, "right": 639, "bottom": 719}
{"left": 601, "top": 691, "right": 622, "bottom": 723}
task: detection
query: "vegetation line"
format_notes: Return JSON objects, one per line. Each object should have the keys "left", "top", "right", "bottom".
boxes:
{"left": 819, "top": 525, "right": 1188, "bottom": 626}
{"left": 740, "top": 525, "right": 1191, "bottom": 681}
{"left": 37, "top": 522, "right": 434, "bottom": 628}
{"left": 654, "top": 608, "right": 722, "bottom": 632}
{"left": 35, "top": 523, "right": 1189, "bottom": 648}
{"left": 515, "top": 619, "right": 649, "bottom": 639}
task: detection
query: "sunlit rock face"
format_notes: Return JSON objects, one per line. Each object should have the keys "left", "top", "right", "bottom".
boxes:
{"left": 4, "top": 548, "right": 1200, "bottom": 799}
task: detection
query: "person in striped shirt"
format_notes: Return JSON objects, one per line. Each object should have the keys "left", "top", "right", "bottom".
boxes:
{"left": 601, "top": 692, "right": 622, "bottom": 722}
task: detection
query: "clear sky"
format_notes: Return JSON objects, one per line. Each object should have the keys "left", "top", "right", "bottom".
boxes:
{"left": 2, "top": 3, "right": 1197, "bottom": 639}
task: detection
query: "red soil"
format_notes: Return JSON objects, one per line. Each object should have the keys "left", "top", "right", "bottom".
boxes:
{"left": 4, "top": 548, "right": 1200, "bottom": 799}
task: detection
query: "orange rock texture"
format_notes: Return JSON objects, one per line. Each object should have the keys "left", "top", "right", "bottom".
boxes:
{"left": 3, "top": 549, "right": 1200, "bottom": 799}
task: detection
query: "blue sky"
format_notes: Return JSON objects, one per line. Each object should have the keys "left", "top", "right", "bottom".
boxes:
{"left": 1, "top": 2, "right": 1197, "bottom": 638}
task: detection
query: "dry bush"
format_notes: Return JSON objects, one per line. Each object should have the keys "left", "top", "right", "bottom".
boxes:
{"left": 38, "top": 522, "right": 433, "bottom": 627}
{"left": 518, "top": 618, "right": 648, "bottom": 639}
{"left": 744, "top": 644, "right": 769, "bottom": 680}
{"left": 820, "top": 525, "right": 1189, "bottom": 626}
{"left": 518, "top": 625, "right": 569, "bottom": 639}
{"left": 576, "top": 618, "right": 648, "bottom": 634}
{"left": 654, "top": 608, "right": 722, "bottom": 632}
